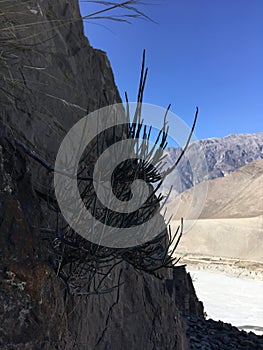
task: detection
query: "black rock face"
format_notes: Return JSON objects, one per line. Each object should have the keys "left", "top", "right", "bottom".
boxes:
{"left": 0, "top": 2, "right": 192, "bottom": 349}
{"left": 0, "top": 0, "right": 121, "bottom": 190}
{"left": 0, "top": 134, "right": 195, "bottom": 349}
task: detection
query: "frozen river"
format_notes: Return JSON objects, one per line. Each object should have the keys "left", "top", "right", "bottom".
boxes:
{"left": 188, "top": 269, "right": 263, "bottom": 335}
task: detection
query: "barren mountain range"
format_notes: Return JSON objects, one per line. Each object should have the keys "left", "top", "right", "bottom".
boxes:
{"left": 165, "top": 132, "right": 263, "bottom": 194}
{"left": 165, "top": 134, "right": 263, "bottom": 262}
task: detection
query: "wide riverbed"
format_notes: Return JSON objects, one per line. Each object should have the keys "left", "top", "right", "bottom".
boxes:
{"left": 188, "top": 269, "right": 263, "bottom": 335}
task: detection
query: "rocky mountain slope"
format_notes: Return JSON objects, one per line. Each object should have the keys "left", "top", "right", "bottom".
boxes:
{"left": 168, "top": 159, "right": 263, "bottom": 261}
{"left": 165, "top": 132, "right": 263, "bottom": 194}
{"left": 164, "top": 133, "right": 263, "bottom": 262}
{"left": 171, "top": 158, "right": 263, "bottom": 220}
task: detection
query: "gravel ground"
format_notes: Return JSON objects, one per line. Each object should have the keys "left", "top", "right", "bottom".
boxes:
{"left": 185, "top": 316, "right": 263, "bottom": 350}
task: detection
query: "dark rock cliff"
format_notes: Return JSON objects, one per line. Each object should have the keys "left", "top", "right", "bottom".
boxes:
{"left": 0, "top": 132, "right": 197, "bottom": 349}
{"left": 0, "top": 0, "right": 122, "bottom": 190}
{"left": 0, "top": 1, "right": 202, "bottom": 349}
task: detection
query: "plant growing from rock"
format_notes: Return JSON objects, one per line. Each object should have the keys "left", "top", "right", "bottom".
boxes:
{"left": 1, "top": 0, "right": 197, "bottom": 296}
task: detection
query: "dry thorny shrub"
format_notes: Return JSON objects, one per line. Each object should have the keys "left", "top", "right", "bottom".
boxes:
{"left": 0, "top": 1, "right": 196, "bottom": 295}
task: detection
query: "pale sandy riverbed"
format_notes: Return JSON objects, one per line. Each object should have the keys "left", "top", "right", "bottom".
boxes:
{"left": 179, "top": 255, "right": 263, "bottom": 281}
{"left": 187, "top": 268, "right": 263, "bottom": 335}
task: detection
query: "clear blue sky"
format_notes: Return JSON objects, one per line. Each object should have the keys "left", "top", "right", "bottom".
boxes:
{"left": 79, "top": 0, "right": 263, "bottom": 140}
